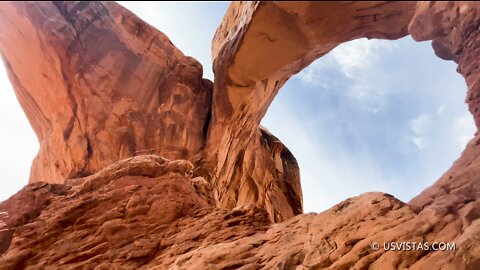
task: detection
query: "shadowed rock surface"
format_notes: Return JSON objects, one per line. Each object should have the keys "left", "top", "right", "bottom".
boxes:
{"left": 0, "top": 1, "right": 479, "bottom": 269}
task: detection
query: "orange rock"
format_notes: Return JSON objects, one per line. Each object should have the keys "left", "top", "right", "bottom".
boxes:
{"left": 0, "top": 2, "right": 212, "bottom": 184}
{"left": 0, "top": 1, "right": 479, "bottom": 269}
{"left": 207, "top": 1, "right": 417, "bottom": 221}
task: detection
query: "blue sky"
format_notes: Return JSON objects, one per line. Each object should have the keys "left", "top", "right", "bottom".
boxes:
{"left": 0, "top": 2, "right": 475, "bottom": 213}
{"left": 263, "top": 37, "right": 475, "bottom": 212}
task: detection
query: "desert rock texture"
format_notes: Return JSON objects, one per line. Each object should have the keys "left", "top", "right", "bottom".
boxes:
{"left": 0, "top": 1, "right": 479, "bottom": 269}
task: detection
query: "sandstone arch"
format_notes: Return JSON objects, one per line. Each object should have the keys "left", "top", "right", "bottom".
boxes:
{"left": 0, "top": 1, "right": 479, "bottom": 224}
{"left": 206, "top": 1, "right": 480, "bottom": 221}
{"left": 207, "top": 2, "right": 415, "bottom": 221}
{"left": 0, "top": 1, "right": 479, "bottom": 269}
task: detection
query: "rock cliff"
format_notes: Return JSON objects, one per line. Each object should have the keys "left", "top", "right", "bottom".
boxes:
{"left": 0, "top": 1, "right": 479, "bottom": 269}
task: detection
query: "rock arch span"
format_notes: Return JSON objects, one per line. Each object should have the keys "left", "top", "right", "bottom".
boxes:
{"left": 207, "top": 1, "right": 480, "bottom": 222}
{"left": 0, "top": 1, "right": 479, "bottom": 268}
{"left": 0, "top": 1, "right": 478, "bottom": 224}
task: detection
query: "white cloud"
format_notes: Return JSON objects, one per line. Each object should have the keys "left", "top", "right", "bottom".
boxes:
{"left": 407, "top": 111, "right": 475, "bottom": 152}
{"left": 330, "top": 38, "right": 398, "bottom": 79}
{"left": 436, "top": 104, "right": 446, "bottom": 114}
{"left": 367, "top": 107, "right": 381, "bottom": 114}
{"left": 453, "top": 113, "right": 476, "bottom": 149}
{"left": 409, "top": 113, "right": 431, "bottom": 135}
{"left": 408, "top": 113, "right": 431, "bottom": 150}
{"left": 295, "top": 38, "right": 398, "bottom": 113}
{"left": 296, "top": 38, "right": 398, "bottom": 85}
{"left": 411, "top": 137, "right": 428, "bottom": 150}
{"left": 296, "top": 66, "right": 330, "bottom": 87}
{"left": 262, "top": 98, "right": 395, "bottom": 213}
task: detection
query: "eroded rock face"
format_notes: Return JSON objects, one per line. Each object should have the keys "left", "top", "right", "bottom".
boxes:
{"left": 174, "top": 192, "right": 479, "bottom": 269}
{"left": 0, "top": 1, "right": 300, "bottom": 222}
{"left": 0, "top": 2, "right": 212, "bottom": 183}
{"left": 207, "top": 1, "right": 417, "bottom": 221}
{"left": 0, "top": 158, "right": 478, "bottom": 269}
{"left": 0, "top": 156, "right": 270, "bottom": 269}
{"left": 0, "top": 1, "right": 480, "bottom": 269}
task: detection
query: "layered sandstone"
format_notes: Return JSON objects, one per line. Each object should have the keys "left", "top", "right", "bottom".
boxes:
{"left": 0, "top": 156, "right": 478, "bottom": 269}
{"left": 0, "top": 1, "right": 212, "bottom": 182}
{"left": 0, "top": 1, "right": 300, "bottom": 222}
{"left": 207, "top": 1, "right": 416, "bottom": 221}
{"left": 0, "top": 1, "right": 479, "bottom": 269}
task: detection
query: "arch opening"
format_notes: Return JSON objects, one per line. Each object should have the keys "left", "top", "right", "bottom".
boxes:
{"left": 261, "top": 36, "right": 475, "bottom": 212}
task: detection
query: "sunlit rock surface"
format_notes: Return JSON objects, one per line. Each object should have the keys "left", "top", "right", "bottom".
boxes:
{"left": 0, "top": 1, "right": 479, "bottom": 269}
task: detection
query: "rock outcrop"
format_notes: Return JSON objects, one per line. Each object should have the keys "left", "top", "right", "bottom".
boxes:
{"left": 0, "top": 1, "right": 212, "bottom": 183}
{"left": 207, "top": 1, "right": 416, "bottom": 221}
{"left": 1, "top": 158, "right": 478, "bottom": 269}
{"left": 0, "top": 1, "right": 301, "bottom": 222}
{"left": 0, "top": 156, "right": 271, "bottom": 269}
{"left": 0, "top": 1, "right": 479, "bottom": 269}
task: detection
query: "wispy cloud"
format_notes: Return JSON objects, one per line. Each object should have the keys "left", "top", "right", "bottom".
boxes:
{"left": 295, "top": 38, "right": 398, "bottom": 113}
{"left": 453, "top": 113, "right": 476, "bottom": 149}
{"left": 330, "top": 38, "right": 398, "bottom": 78}
{"left": 264, "top": 36, "right": 475, "bottom": 213}
{"left": 262, "top": 98, "right": 394, "bottom": 212}
{"left": 409, "top": 113, "right": 431, "bottom": 134}
{"left": 296, "top": 38, "right": 397, "bottom": 81}
{"left": 436, "top": 104, "right": 446, "bottom": 114}
{"left": 407, "top": 112, "right": 475, "bottom": 151}
{"left": 408, "top": 113, "right": 431, "bottom": 150}
{"left": 411, "top": 137, "right": 428, "bottom": 150}
{"left": 296, "top": 67, "right": 330, "bottom": 87}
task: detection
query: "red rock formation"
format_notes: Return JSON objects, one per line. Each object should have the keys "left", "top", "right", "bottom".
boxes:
{"left": 0, "top": 1, "right": 212, "bottom": 183}
{"left": 0, "top": 1, "right": 301, "bottom": 222}
{"left": 0, "top": 157, "right": 270, "bottom": 269}
{"left": 207, "top": 1, "right": 417, "bottom": 222}
{"left": 1, "top": 158, "right": 478, "bottom": 269}
{"left": 0, "top": 1, "right": 479, "bottom": 269}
